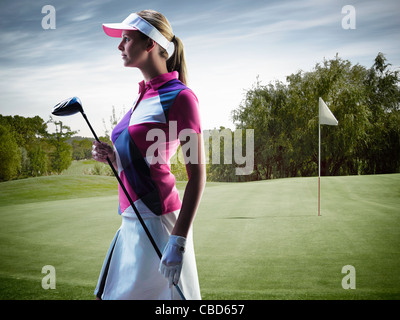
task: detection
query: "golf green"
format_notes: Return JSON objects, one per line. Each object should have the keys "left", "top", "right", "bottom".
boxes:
{"left": 0, "top": 173, "right": 399, "bottom": 299}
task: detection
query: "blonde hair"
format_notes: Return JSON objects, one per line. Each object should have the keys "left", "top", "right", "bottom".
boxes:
{"left": 137, "top": 10, "right": 188, "bottom": 85}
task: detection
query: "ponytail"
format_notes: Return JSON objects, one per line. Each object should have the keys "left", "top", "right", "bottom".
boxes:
{"left": 167, "top": 36, "right": 187, "bottom": 85}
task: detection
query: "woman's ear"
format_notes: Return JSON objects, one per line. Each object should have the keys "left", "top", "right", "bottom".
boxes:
{"left": 146, "top": 38, "right": 156, "bottom": 53}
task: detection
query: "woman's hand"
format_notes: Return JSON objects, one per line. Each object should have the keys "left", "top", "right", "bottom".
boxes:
{"left": 92, "top": 140, "right": 116, "bottom": 165}
{"left": 159, "top": 235, "right": 186, "bottom": 287}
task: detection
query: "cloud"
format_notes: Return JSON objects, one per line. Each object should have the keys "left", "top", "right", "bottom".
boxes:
{"left": 71, "top": 13, "right": 94, "bottom": 22}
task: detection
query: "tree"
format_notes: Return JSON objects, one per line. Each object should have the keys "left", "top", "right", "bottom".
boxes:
{"left": 28, "top": 144, "right": 48, "bottom": 177}
{"left": 362, "top": 52, "right": 400, "bottom": 174}
{"left": 0, "top": 115, "right": 47, "bottom": 148}
{"left": 232, "top": 78, "right": 293, "bottom": 179}
{"left": 46, "top": 117, "right": 77, "bottom": 174}
{"left": 0, "top": 115, "right": 50, "bottom": 178}
{"left": 0, "top": 124, "right": 21, "bottom": 181}
{"left": 71, "top": 138, "right": 93, "bottom": 160}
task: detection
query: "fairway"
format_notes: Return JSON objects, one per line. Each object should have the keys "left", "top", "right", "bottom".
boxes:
{"left": 0, "top": 173, "right": 399, "bottom": 300}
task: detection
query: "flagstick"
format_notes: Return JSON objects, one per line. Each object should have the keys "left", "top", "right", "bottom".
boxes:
{"left": 318, "top": 108, "right": 321, "bottom": 216}
{"left": 317, "top": 97, "right": 338, "bottom": 216}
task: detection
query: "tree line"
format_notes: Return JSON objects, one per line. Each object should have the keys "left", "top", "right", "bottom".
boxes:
{"left": 228, "top": 53, "right": 400, "bottom": 181}
{"left": 0, "top": 116, "right": 72, "bottom": 180}
{"left": 0, "top": 113, "right": 116, "bottom": 181}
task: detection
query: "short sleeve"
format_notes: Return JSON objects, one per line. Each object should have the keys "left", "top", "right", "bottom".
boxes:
{"left": 168, "top": 89, "right": 202, "bottom": 137}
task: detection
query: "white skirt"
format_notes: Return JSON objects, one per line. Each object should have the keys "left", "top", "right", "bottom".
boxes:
{"left": 94, "top": 211, "right": 201, "bottom": 300}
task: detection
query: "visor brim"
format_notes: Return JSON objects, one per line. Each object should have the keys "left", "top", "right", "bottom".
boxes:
{"left": 103, "top": 23, "right": 138, "bottom": 38}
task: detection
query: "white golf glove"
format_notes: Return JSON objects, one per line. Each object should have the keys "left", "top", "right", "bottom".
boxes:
{"left": 159, "top": 235, "right": 186, "bottom": 287}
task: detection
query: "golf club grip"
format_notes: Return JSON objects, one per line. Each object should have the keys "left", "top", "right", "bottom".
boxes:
{"left": 104, "top": 156, "right": 186, "bottom": 300}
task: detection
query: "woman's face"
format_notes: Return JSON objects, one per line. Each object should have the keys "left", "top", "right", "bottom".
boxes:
{"left": 118, "top": 30, "right": 148, "bottom": 68}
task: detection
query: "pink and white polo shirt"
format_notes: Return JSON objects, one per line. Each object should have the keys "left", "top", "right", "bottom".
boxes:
{"left": 111, "top": 71, "right": 201, "bottom": 217}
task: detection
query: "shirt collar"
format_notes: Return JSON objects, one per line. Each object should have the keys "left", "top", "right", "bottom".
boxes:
{"left": 138, "top": 71, "right": 179, "bottom": 93}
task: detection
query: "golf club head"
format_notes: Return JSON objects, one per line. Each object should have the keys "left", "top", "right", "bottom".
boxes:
{"left": 52, "top": 97, "right": 83, "bottom": 116}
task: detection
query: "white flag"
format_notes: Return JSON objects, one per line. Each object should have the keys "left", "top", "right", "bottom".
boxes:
{"left": 319, "top": 97, "right": 338, "bottom": 126}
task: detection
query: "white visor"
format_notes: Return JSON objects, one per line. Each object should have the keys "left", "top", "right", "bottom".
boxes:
{"left": 103, "top": 13, "right": 173, "bottom": 53}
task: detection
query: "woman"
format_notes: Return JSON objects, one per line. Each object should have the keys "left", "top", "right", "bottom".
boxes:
{"left": 92, "top": 10, "right": 205, "bottom": 300}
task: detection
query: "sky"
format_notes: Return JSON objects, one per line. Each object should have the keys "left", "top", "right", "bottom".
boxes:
{"left": 0, "top": 0, "right": 399, "bottom": 137}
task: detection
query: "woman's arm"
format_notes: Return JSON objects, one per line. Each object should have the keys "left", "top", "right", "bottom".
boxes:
{"left": 159, "top": 132, "right": 205, "bottom": 287}
{"left": 172, "top": 133, "right": 206, "bottom": 237}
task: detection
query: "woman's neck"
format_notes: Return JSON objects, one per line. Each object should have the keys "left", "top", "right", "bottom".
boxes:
{"left": 140, "top": 58, "right": 168, "bottom": 83}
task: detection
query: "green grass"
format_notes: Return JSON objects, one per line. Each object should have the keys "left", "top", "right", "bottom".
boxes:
{"left": 0, "top": 170, "right": 399, "bottom": 300}
{"left": 60, "top": 159, "right": 99, "bottom": 176}
{"left": 196, "top": 175, "right": 400, "bottom": 299}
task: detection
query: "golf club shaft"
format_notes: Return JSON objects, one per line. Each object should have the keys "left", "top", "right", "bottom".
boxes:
{"left": 82, "top": 112, "right": 100, "bottom": 142}
{"left": 82, "top": 112, "right": 186, "bottom": 300}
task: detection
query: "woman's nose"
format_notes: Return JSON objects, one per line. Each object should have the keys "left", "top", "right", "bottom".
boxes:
{"left": 118, "top": 40, "right": 124, "bottom": 51}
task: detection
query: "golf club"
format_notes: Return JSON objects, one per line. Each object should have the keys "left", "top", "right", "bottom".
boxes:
{"left": 52, "top": 96, "right": 186, "bottom": 300}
